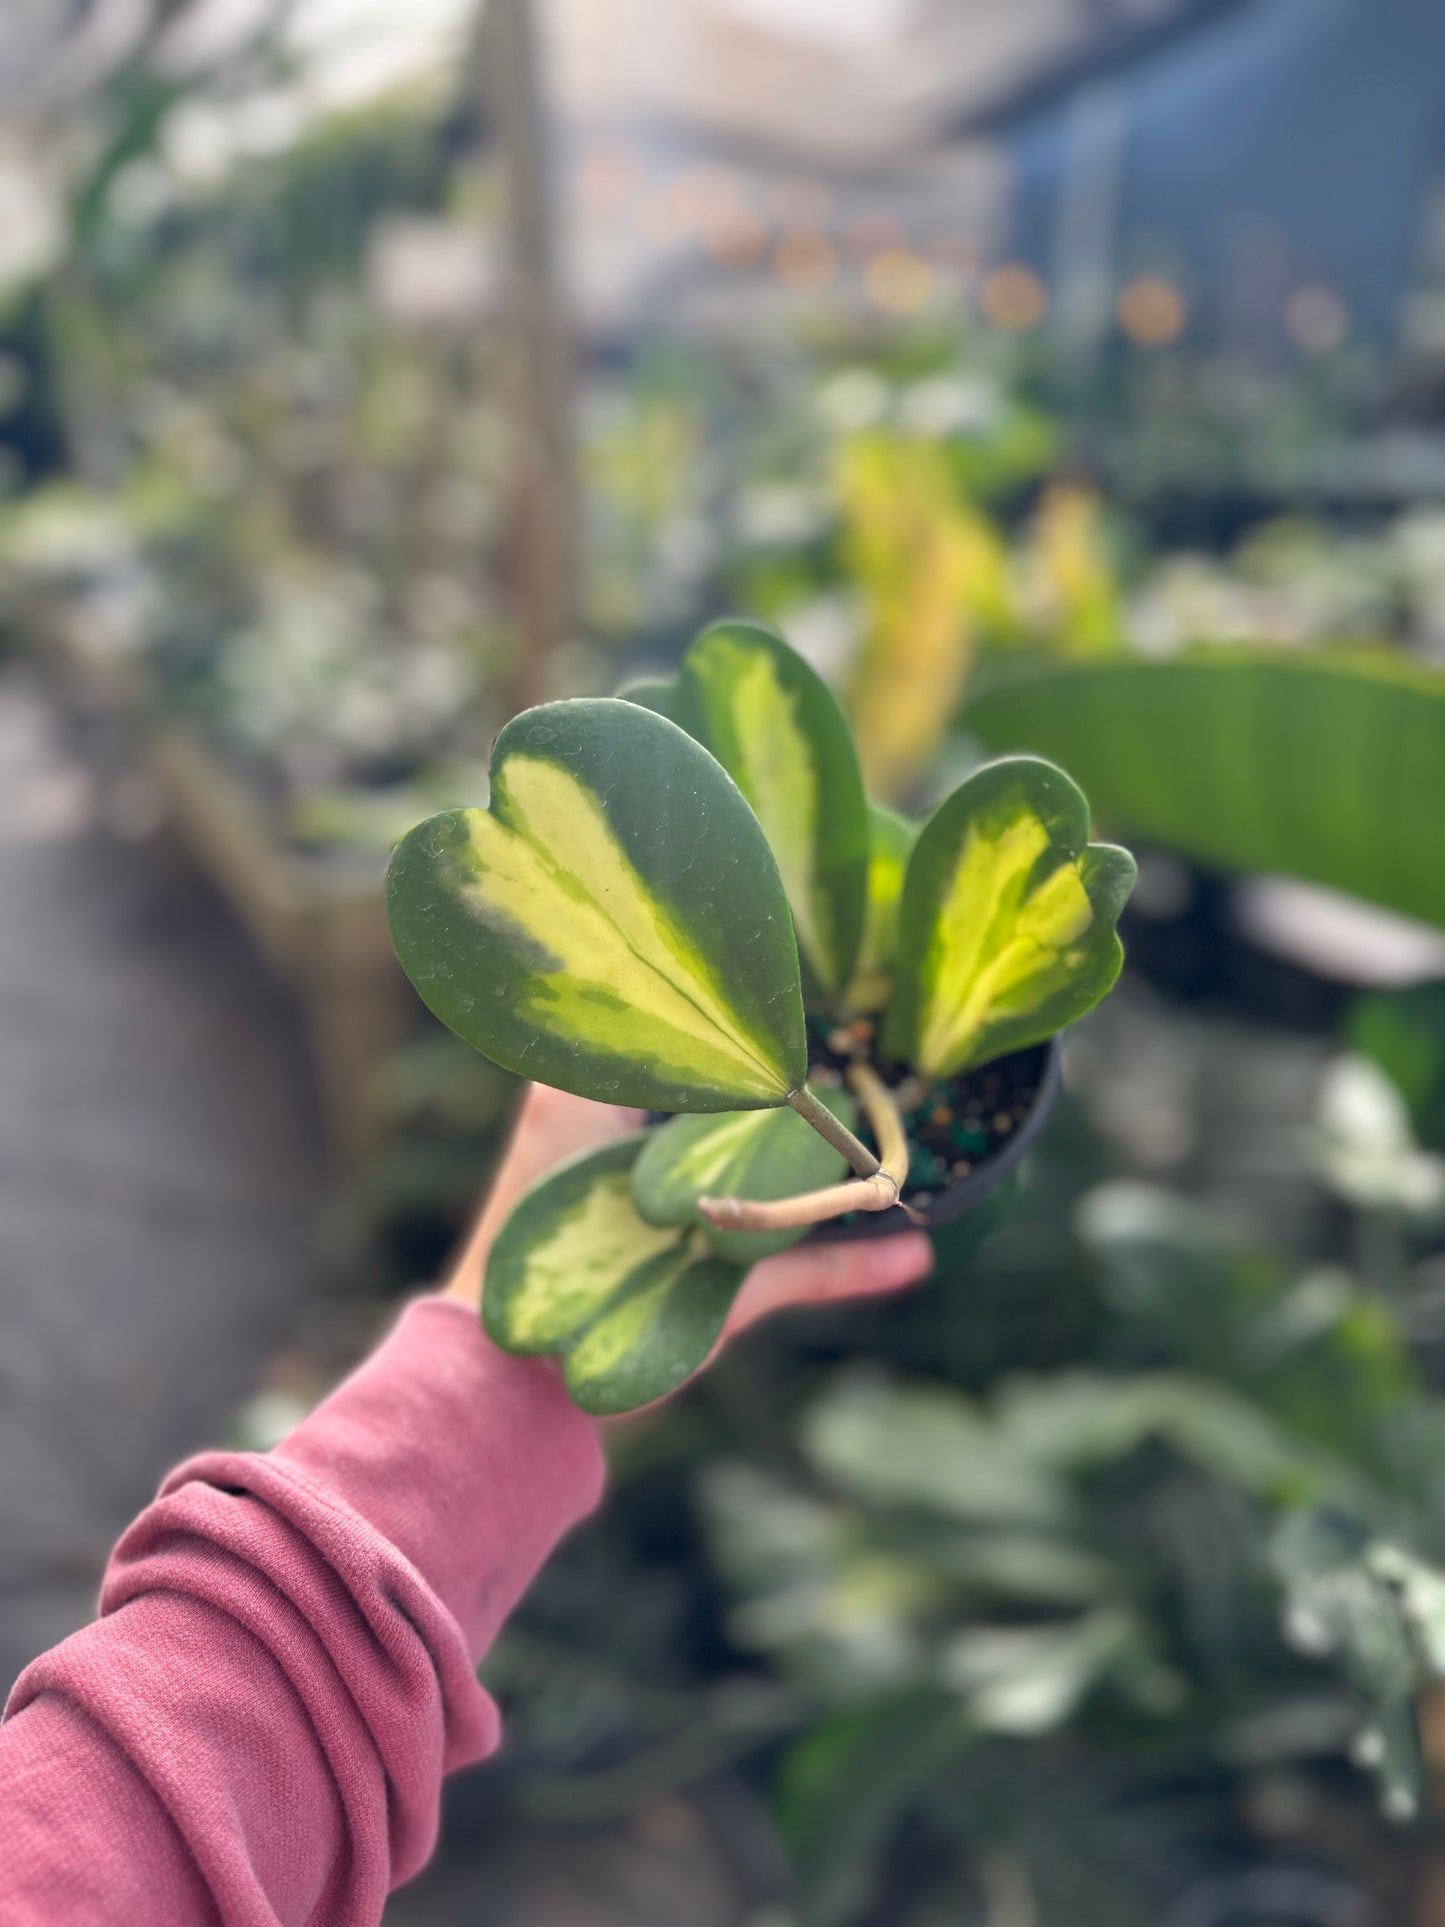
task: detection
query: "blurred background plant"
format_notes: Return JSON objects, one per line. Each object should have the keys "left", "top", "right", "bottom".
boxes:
{"left": 10, "top": 2, "right": 1445, "bottom": 1923}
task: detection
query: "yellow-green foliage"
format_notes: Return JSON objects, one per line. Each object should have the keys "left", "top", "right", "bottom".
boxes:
{"left": 837, "top": 433, "right": 1012, "bottom": 803}
{"left": 388, "top": 697, "right": 807, "bottom": 1113}
{"left": 458, "top": 753, "right": 791, "bottom": 1099}
{"left": 668, "top": 621, "right": 869, "bottom": 1002}
{"left": 1022, "top": 484, "right": 1124, "bottom": 659}
{"left": 885, "top": 757, "right": 1135, "bottom": 1079}
{"left": 484, "top": 1135, "right": 745, "bottom": 1413}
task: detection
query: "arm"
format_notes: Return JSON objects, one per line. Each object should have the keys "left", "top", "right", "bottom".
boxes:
{"left": 0, "top": 1088, "right": 929, "bottom": 1925}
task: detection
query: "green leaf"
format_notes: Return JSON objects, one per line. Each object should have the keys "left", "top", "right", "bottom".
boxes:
{"left": 387, "top": 698, "right": 807, "bottom": 1112}
{"left": 803, "top": 1374, "right": 1073, "bottom": 1527}
{"left": 939, "top": 1608, "right": 1147, "bottom": 1736}
{"left": 775, "top": 1694, "right": 973, "bottom": 1927}
{"left": 966, "top": 648, "right": 1445, "bottom": 929}
{"left": 483, "top": 1135, "right": 746, "bottom": 1414}
{"left": 843, "top": 804, "right": 919, "bottom": 1014}
{"left": 1350, "top": 981, "right": 1445, "bottom": 1152}
{"left": 625, "top": 622, "right": 870, "bottom": 1002}
{"left": 1271, "top": 1513, "right": 1445, "bottom": 1820}
{"left": 836, "top": 432, "right": 997, "bottom": 805}
{"left": 994, "top": 1371, "right": 1340, "bottom": 1500}
{"left": 631, "top": 1089, "right": 858, "bottom": 1265}
{"left": 884, "top": 755, "right": 1136, "bottom": 1079}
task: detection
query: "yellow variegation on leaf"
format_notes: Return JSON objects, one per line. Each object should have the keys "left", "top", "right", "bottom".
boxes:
{"left": 485, "top": 1135, "right": 746, "bottom": 1414}
{"left": 1022, "top": 483, "right": 1125, "bottom": 660}
{"left": 387, "top": 699, "right": 807, "bottom": 1113}
{"left": 843, "top": 804, "right": 920, "bottom": 1015}
{"left": 838, "top": 433, "right": 1012, "bottom": 803}
{"left": 627, "top": 622, "right": 869, "bottom": 1003}
{"left": 884, "top": 756, "right": 1135, "bottom": 1079}
{"left": 632, "top": 1090, "right": 858, "bottom": 1265}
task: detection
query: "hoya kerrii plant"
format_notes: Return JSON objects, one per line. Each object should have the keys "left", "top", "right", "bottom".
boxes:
{"left": 387, "top": 621, "right": 1136, "bottom": 1414}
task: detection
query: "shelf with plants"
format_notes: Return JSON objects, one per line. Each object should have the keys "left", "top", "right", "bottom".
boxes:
{"left": 39, "top": 102, "right": 516, "bottom": 834}
{"left": 668, "top": 340, "right": 1445, "bottom": 1017}
{"left": 2, "top": 88, "right": 538, "bottom": 1159}
{"left": 703, "top": 335, "right": 1445, "bottom": 713}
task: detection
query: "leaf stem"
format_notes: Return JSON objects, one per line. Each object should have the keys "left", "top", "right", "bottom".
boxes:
{"left": 700, "top": 1069, "right": 922, "bottom": 1236}
{"left": 701, "top": 1170, "right": 899, "bottom": 1234}
{"left": 846, "top": 1061, "right": 910, "bottom": 1191}
{"left": 786, "top": 1083, "right": 880, "bottom": 1178}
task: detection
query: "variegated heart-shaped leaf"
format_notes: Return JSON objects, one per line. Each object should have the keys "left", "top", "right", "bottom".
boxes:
{"left": 884, "top": 756, "right": 1135, "bottom": 1079}
{"left": 628, "top": 622, "right": 869, "bottom": 1002}
{"left": 843, "top": 804, "right": 920, "bottom": 1014}
{"left": 632, "top": 1089, "right": 858, "bottom": 1265}
{"left": 483, "top": 1135, "right": 745, "bottom": 1413}
{"left": 388, "top": 698, "right": 807, "bottom": 1112}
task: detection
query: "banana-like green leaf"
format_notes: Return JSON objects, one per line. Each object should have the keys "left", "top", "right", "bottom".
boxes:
{"left": 626, "top": 622, "right": 870, "bottom": 1002}
{"left": 483, "top": 1135, "right": 745, "bottom": 1414}
{"left": 965, "top": 648, "right": 1445, "bottom": 929}
{"left": 885, "top": 757, "right": 1135, "bottom": 1079}
{"left": 844, "top": 804, "right": 920, "bottom": 1015}
{"left": 388, "top": 698, "right": 807, "bottom": 1112}
{"left": 632, "top": 1089, "right": 858, "bottom": 1265}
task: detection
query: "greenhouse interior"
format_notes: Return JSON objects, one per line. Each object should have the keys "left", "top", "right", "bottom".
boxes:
{"left": 8, "top": 1, "right": 1445, "bottom": 1922}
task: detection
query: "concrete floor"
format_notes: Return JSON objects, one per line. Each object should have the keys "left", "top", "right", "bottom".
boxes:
{"left": 0, "top": 669, "right": 326, "bottom": 1689}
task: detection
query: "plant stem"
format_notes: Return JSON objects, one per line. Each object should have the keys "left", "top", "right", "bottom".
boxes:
{"left": 846, "top": 1061, "right": 910, "bottom": 1191}
{"left": 701, "top": 1170, "right": 899, "bottom": 1234}
{"left": 700, "top": 1069, "right": 922, "bottom": 1237}
{"left": 786, "top": 1083, "right": 880, "bottom": 1178}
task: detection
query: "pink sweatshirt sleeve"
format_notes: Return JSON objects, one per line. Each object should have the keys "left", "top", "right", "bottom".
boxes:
{"left": 0, "top": 1296, "right": 605, "bottom": 1925}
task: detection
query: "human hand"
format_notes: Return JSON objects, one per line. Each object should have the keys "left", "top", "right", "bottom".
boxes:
{"left": 439, "top": 1084, "right": 932, "bottom": 1353}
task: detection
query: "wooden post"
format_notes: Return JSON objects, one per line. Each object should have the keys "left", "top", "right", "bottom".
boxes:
{"left": 478, "top": 0, "right": 577, "bottom": 714}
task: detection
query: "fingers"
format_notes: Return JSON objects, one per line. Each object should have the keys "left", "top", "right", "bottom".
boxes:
{"left": 723, "top": 1229, "right": 933, "bottom": 1339}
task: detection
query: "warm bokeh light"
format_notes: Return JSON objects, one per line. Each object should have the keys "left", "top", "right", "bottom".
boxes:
{"left": 845, "top": 211, "right": 907, "bottom": 259}
{"left": 576, "top": 140, "right": 640, "bottom": 214}
{"left": 1117, "top": 276, "right": 1187, "bottom": 346}
{"left": 980, "top": 263, "right": 1047, "bottom": 331}
{"left": 677, "top": 164, "right": 742, "bottom": 221}
{"left": 773, "top": 229, "right": 840, "bottom": 293}
{"left": 929, "top": 235, "right": 979, "bottom": 284}
{"left": 864, "top": 247, "right": 933, "bottom": 314}
{"left": 638, "top": 180, "right": 699, "bottom": 245}
{"left": 703, "top": 205, "right": 769, "bottom": 268}
{"left": 1286, "top": 283, "right": 1349, "bottom": 352}
{"left": 770, "top": 176, "right": 833, "bottom": 228}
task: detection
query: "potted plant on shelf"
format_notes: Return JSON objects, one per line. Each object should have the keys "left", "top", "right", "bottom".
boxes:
{"left": 387, "top": 621, "right": 1136, "bottom": 1413}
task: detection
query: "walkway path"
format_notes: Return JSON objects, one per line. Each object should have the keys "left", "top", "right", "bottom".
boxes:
{"left": 0, "top": 668, "right": 325, "bottom": 1689}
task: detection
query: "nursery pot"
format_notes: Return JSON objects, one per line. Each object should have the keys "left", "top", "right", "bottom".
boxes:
{"left": 809, "top": 1036, "right": 1062, "bottom": 1246}
{"left": 647, "top": 1039, "right": 1062, "bottom": 1255}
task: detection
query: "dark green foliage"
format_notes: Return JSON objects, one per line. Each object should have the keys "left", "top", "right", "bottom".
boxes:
{"left": 482, "top": 1005, "right": 1445, "bottom": 1924}
{"left": 1350, "top": 981, "right": 1445, "bottom": 1153}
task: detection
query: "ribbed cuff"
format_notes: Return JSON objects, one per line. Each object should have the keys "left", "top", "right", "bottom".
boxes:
{"left": 263, "top": 1296, "right": 605, "bottom": 1660}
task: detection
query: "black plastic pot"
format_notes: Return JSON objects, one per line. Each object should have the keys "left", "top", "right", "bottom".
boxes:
{"left": 809, "top": 1037, "right": 1062, "bottom": 1245}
